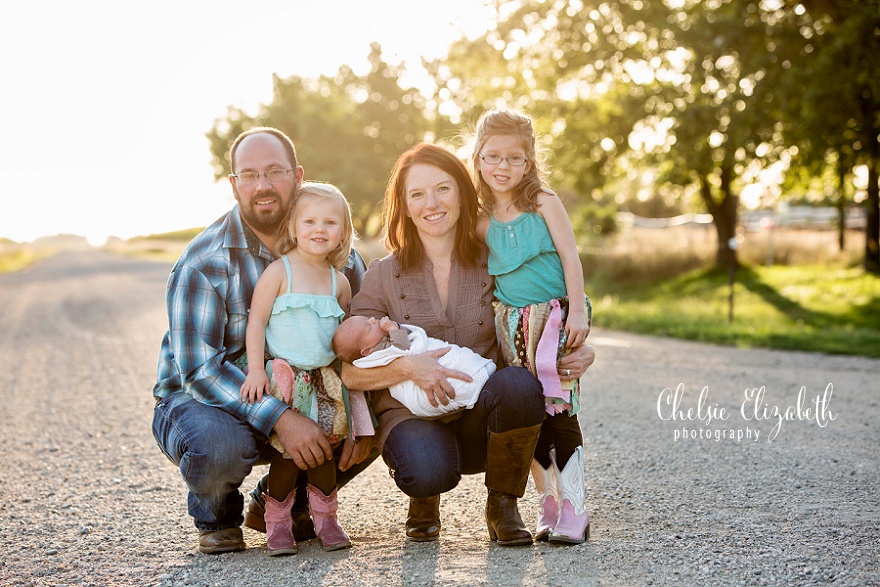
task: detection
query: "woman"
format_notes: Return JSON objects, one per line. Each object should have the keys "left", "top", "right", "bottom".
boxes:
{"left": 342, "top": 143, "right": 595, "bottom": 546}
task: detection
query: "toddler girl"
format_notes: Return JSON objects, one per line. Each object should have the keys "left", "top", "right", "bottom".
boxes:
{"left": 240, "top": 182, "right": 355, "bottom": 554}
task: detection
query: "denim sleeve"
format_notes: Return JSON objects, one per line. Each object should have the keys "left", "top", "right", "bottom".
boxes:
{"left": 166, "top": 265, "right": 288, "bottom": 436}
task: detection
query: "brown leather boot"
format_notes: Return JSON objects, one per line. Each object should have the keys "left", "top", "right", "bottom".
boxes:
{"left": 405, "top": 495, "right": 441, "bottom": 542}
{"left": 484, "top": 423, "right": 542, "bottom": 546}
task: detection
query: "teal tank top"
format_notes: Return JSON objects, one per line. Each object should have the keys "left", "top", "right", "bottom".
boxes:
{"left": 485, "top": 212, "right": 566, "bottom": 307}
{"left": 265, "top": 255, "right": 345, "bottom": 369}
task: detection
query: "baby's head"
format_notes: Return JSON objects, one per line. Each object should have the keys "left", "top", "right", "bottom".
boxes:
{"left": 332, "top": 316, "right": 389, "bottom": 363}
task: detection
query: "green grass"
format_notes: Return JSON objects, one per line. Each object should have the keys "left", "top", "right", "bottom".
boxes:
{"left": 589, "top": 263, "right": 880, "bottom": 358}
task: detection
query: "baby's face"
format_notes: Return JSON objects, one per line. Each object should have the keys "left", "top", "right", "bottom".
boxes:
{"left": 348, "top": 316, "right": 387, "bottom": 350}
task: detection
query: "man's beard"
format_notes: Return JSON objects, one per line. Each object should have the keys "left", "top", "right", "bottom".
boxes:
{"left": 236, "top": 185, "right": 294, "bottom": 236}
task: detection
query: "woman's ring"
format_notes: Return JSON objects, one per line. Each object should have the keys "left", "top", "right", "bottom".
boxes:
{"left": 565, "top": 368, "right": 571, "bottom": 377}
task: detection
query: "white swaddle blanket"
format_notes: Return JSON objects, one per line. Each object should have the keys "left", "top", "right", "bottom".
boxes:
{"left": 353, "top": 324, "right": 496, "bottom": 417}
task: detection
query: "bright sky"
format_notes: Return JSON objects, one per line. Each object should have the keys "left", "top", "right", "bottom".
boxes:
{"left": 0, "top": 0, "right": 494, "bottom": 244}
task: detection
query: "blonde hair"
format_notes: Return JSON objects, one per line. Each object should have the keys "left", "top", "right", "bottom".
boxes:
{"left": 276, "top": 181, "right": 356, "bottom": 270}
{"left": 472, "top": 108, "right": 548, "bottom": 214}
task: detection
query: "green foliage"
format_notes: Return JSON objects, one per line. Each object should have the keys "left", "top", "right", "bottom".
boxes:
{"left": 591, "top": 263, "right": 880, "bottom": 357}
{"left": 433, "top": 0, "right": 879, "bottom": 270}
{"left": 202, "top": 0, "right": 879, "bottom": 269}
{"left": 207, "top": 44, "right": 436, "bottom": 237}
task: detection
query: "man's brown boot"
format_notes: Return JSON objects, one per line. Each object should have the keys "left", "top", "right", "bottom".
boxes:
{"left": 198, "top": 527, "right": 245, "bottom": 554}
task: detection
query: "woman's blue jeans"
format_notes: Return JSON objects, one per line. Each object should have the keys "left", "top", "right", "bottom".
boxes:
{"left": 380, "top": 366, "right": 545, "bottom": 498}
{"left": 152, "top": 392, "right": 375, "bottom": 531}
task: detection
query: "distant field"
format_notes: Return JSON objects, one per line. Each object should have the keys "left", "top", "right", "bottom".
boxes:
{"left": 584, "top": 227, "right": 879, "bottom": 357}
{"left": 591, "top": 263, "right": 880, "bottom": 357}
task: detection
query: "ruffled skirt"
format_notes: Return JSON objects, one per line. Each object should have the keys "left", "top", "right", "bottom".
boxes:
{"left": 493, "top": 297, "right": 587, "bottom": 416}
{"left": 266, "top": 359, "right": 349, "bottom": 456}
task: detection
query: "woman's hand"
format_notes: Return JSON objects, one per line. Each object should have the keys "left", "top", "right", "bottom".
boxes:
{"left": 409, "top": 348, "right": 471, "bottom": 407}
{"left": 558, "top": 343, "right": 596, "bottom": 381}
{"left": 341, "top": 347, "right": 471, "bottom": 406}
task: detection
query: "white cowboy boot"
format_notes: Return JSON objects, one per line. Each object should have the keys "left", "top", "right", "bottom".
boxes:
{"left": 530, "top": 448, "right": 559, "bottom": 541}
{"left": 549, "top": 445, "right": 590, "bottom": 544}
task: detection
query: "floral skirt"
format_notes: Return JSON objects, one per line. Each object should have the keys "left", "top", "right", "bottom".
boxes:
{"left": 493, "top": 296, "right": 587, "bottom": 416}
{"left": 266, "top": 359, "right": 348, "bottom": 456}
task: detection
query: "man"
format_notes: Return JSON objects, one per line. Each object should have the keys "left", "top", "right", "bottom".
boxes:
{"left": 152, "top": 127, "right": 376, "bottom": 554}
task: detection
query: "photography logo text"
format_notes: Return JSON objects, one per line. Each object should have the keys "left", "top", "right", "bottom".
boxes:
{"left": 657, "top": 383, "right": 837, "bottom": 442}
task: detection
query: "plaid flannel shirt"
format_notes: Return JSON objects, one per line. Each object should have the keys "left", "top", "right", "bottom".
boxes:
{"left": 152, "top": 205, "right": 366, "bottom": 436}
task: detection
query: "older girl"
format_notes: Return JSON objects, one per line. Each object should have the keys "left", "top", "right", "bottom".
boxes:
{"left": 473, "top": 109, "right": 592, "bottom": 544}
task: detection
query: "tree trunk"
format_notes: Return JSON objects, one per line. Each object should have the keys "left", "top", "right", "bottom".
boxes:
{"left": 699, "top": 168, "right": 739, "bottom": 271}
{"left": 865, "top": 153, "right": 879, "bottom": 273}
{"left": 837, "top": 160, "right": 846, "bottom": 252}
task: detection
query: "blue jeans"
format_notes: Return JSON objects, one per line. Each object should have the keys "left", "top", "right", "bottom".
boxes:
{"left": 381, "top": 366, "right": 545, "bottom": 498}
{"left": 152, "top": 392, "right": 376, "bottom": 531}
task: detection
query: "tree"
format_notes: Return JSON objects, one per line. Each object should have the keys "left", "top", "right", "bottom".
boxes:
{"left": 207, "top": 44, "right": 434, "bottom": 237}
{"left": 433, "top": 0, "right": 880, "bottom": 271}
{"left": 775, "top": 0, "right": 880, "bottom": 272}
{"left": 424, "top": 2, "right": 654, "bottom": 234}
{"left": 435, "top": 0, "right": 792, "bottom": 268}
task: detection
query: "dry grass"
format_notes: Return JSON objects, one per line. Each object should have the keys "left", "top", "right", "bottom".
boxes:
{"left": 582, "top": 226, "right": 866, "bottom": 287}
{"left": 738, "top": 228, "right": 864, "bottom": 267}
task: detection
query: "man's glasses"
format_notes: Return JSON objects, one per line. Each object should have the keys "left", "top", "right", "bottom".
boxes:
{"left": 479, "top": 153, "right": 528, "bottom": 167}
{"left": 230, "top": 168, "right": 294, "bottom": 185}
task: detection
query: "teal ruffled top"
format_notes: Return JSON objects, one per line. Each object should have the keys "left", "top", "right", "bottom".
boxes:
{"left": 486, "top": 212, "right": 566, "bottom": 307}
{"left": 265, "top": 256, "right": 345, "bottom": 369}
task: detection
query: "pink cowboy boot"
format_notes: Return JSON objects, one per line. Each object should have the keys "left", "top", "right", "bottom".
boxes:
{"left": 263, "top": 491, "right": 298, "bottom": 556}
{"left": 531, "top": 448, "right": 559, "bottom": 541}
{"left": 308, "top": 484, "right": 352, "bottom": 551}
{"left": 549, "top": 445, "right": 590, "bottom": 544}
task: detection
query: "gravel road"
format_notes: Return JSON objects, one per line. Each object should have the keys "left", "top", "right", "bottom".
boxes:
{"left": 0, "top": 250, "right": 877, "bottom": 587}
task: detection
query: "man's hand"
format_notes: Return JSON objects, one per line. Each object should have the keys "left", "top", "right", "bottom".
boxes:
{"left": 272, "top": 410, "right": 333, "bottom": 470}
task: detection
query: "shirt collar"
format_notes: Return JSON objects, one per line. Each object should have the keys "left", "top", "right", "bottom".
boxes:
{"left": 225, "top": 205, "right": 275, "bottom": 261}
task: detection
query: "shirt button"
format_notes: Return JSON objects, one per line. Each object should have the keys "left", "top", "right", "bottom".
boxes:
{"left": 404, "top": 315, "right": 410, "bottom": 320}
{"left": 395, "top": 273, "right": 400, "bottom": 278}
{"left": 480, "top": 300, "right": 486, "bottom": 306}
{"left": 478, "top": 321, "right": 484, "bottom": 325}
{"left": 400, "top": 294, "right": 405, "bottom": 299}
